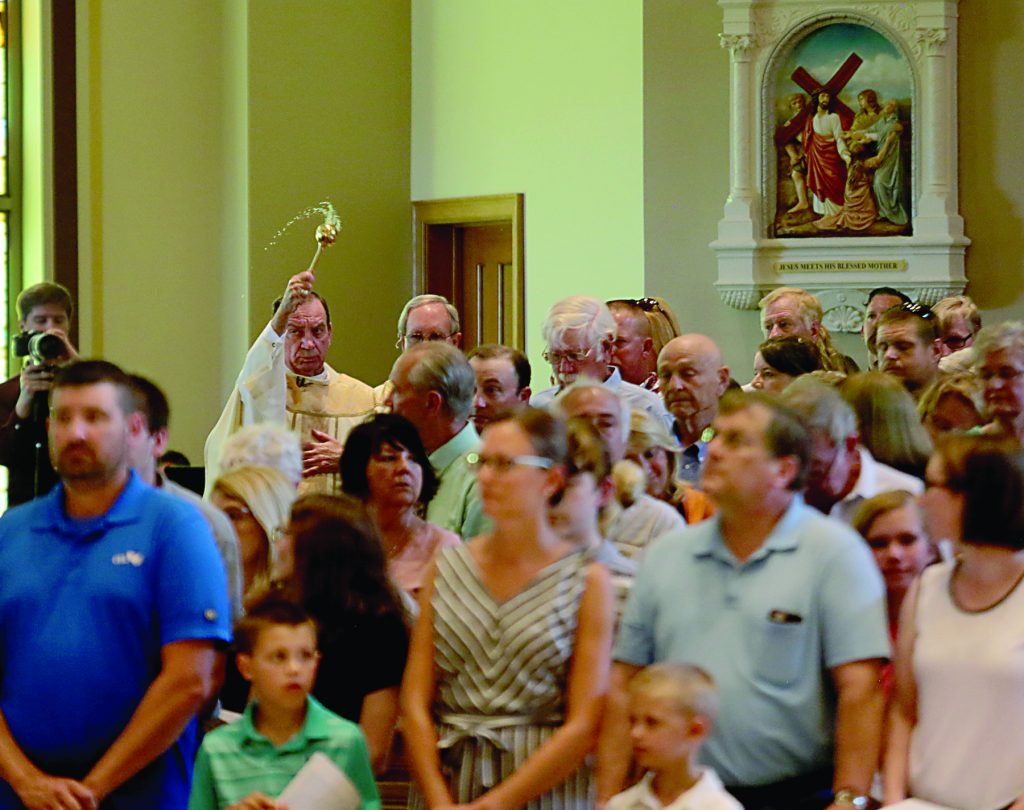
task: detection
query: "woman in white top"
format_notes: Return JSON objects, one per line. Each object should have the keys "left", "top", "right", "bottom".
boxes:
{"left": 884, "top": 435, "right": 1024, "bottom": 810}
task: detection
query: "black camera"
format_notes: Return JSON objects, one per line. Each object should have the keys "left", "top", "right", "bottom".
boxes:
{"left": 13, "top": 331, "right": 66, "bottom": 365}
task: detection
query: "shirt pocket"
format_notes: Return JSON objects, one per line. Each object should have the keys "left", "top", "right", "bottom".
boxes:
{"left": 754, "top": 615, "right": 810, "bottom": 687}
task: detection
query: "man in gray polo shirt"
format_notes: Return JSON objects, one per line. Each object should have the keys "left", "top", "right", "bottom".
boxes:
{"left": 598, "top": 391, "right": 889, "bottom": 810}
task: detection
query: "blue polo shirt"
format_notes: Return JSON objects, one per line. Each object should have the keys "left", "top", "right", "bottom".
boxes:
{"left": 0, "top": 472, "right": 232, "bottom": 809}
{"left": 614, "top": 496, "right": 889, "bottom": 787}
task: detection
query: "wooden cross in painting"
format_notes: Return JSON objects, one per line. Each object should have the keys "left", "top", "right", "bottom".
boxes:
{"left": 774, "top": 53, "right": 863, "bottom": 145}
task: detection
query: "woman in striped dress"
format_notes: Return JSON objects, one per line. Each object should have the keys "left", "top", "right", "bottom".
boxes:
{"left": 401, "top": 408, "right": 614, "bottom": 810}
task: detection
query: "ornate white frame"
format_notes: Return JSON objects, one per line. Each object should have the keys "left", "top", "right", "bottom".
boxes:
{"left": 712, "top": 0, "right": 968, "bottom": 333}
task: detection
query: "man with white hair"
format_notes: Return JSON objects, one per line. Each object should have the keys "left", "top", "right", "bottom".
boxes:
{"left": 781, "top": 377, "right": 921, "bottom": 523}
{"left": 759, "top": 287, "right": 857, "bottom": 373}
{"left": 387, "top": 341, "right": 488, "bottom": 539}
{"left": 554, "top": 382, "right": 683, "bottom": 560}
{"left": 530, "top": 296, "right": 669, "bottom": 429}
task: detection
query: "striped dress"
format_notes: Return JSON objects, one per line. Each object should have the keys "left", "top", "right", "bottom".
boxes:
{"left": 413, "top": 544, "right": 592, "bottom": 810}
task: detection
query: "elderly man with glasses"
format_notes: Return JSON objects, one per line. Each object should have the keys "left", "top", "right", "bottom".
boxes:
{"left": 530, "top": 296, "right": 670, "bottom": 429}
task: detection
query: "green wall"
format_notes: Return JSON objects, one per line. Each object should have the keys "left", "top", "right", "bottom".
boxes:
{"left": 75, "top": 0, "right": 411, "bottom": 461}
{"left": 411, "top": 0, "right": 645, "bottom": 378}
{"left": 247, "top": 0, "right": 411, "bottom": 388}
{"left": 76, "top": 1, "right": 247, "bottom": 463}
{"left": 20, "top": 0, "right": 50, "bottom": 293}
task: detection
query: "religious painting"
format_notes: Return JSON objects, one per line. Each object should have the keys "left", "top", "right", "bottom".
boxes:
{"left": 771, "top": 22, "right": 912, "bottom": 238}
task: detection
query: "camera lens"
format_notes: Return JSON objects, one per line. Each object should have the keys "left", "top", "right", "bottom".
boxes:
{"left": 28, "top": 333, "right": 66, "bottom": 362}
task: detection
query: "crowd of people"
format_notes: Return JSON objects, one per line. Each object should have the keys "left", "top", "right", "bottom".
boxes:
{"left": 0, "top": 276, "right": 1022, "bottom": 810}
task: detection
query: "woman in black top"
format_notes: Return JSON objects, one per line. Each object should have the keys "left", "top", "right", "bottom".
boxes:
{"left": 275, "top": 493, "right": 409, "bottom": 773}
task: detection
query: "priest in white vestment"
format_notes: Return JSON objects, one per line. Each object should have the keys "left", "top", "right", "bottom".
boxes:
{"left": 205, "top": 270, "right": 376, "bottom": 496}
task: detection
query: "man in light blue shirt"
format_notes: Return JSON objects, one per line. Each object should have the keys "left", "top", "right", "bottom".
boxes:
{"left": 388, "top": 342, "right": 488, "bottom": 540}
{"left": 598, "top": 391, "right": 889, "bottom": 810}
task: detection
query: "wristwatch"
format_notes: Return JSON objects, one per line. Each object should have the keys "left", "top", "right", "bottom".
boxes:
{"left": 833, "top": 788, "right": 870, "bottom": 809}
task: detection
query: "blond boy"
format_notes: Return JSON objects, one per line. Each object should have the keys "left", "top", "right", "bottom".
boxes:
{"left": 607, "top": 664, "right": 741, "bottom": 810}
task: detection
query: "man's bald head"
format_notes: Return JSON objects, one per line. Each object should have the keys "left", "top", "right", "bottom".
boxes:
{"left": 660, "top": 334, "right": 723, "bottom": 369}
{"left": 657, "top": 334, "right": 729, "bottom": 443}
{"left": 553, "top": 382, "right": 631, "bottom": 463}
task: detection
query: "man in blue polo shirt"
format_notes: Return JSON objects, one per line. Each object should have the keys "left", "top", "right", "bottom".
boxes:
{"left": 597, "top": 391, "right": 889, "bottom": 810}
{"left": 0, "top": 360, "right": 231, "bottom": 809}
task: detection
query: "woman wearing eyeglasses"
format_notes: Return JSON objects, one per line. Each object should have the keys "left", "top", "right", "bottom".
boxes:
{"left": 401, "top": 407, "right": 613, "bottom": 810}
{"left": 974, "top": 321, "right": 1024, "bottom": 449}
{"left": 884, "top": 436, "right": 1024, "bottom": 810}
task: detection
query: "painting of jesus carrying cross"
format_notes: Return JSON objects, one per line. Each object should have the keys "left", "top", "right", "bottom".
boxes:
{"left": 772, "top": 22, "right": 912, "bottom": 238}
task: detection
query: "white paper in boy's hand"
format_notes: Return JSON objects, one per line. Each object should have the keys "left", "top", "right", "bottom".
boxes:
{"left": 884, "top": 800, "right": 959, "bottom": 810}
{"left": 277, "top": 752, "right": 361, "bottom": 810}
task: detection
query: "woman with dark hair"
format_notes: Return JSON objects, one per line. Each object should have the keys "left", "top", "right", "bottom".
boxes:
{"left": 884, "top": 437, "right": 1024, "bottom": 809}
{"left": 401, "top": 408, "right": 613, "bottom": 809}
{"left": 275, "top": 494, "right": 409, "bottom": 774}
{"left": 341, "top": 413, "right": 460, "bottom": 597}
{"left": 750, "top": 335, "right": 822, "bottom": 393}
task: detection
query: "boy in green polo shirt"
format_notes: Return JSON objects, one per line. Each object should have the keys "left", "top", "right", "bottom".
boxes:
{"left": 188, "top": 600, "right": 381, "bottom": 810}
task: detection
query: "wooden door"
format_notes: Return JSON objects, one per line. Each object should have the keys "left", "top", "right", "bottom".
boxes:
{"left": 413, "top": 195, "right": 524, "bottom": 354}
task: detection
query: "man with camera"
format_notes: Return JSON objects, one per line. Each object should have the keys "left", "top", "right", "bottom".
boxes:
{"left": 0, "top": 282, "right": 78, "bottom": 505}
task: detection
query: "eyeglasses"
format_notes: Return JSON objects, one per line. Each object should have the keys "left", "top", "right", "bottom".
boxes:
{"left": 542, "top": 346, "right": 596, "bottom": 366}
{"left": 466, "top": 452, "right": 555, "bottom": 473}
{"left": 400, "top": 331, "right": 456, "bottom": 347}
{"left": 978, "top": 365, "right": 1024, "bottom": 382}
{"left": 942, "top": 334, "right": 972, "bottom": 351}
{"left": 901, "top": 302, "right": 935, "bottom": 321}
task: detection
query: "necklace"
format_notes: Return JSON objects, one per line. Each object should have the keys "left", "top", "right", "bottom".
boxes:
{"left": 950, "top": 558, "right": 1024, "bottom": 613}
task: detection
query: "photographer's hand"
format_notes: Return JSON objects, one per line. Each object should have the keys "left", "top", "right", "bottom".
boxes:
{"left": 46, "top": 328, "right": 79, "bottom": 361}
{"left": 14, "top": 364, "right": 56, "bottom": 420}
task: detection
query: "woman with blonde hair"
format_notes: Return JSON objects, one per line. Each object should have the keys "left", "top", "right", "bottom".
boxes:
{"left": 851, "top": 490, "right": 935, "bottom": 640}
{"left": 840, "top": 372, "right": 933, "bottom": 478}
{"left": 917, "top": 372, "right": 986, "bottom": 440}
{"left": 210, "top": 464, "right": 298, "bottom": 715}
{"left": 209, "top": 464, "right": 296, "bottom": 605}
{"left": 625, "top": 409, "right": 713, "bottom": 524}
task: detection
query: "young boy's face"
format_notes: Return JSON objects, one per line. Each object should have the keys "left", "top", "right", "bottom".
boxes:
{"left": 629, "top": 690, "right": 699, "bottom": 772}
{"left": 239, "top": 623, "right": 319, "bottom": 710}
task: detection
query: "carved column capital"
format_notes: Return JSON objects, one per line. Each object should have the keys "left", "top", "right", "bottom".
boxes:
{"left": 719, "top": 33, "right": 755, "bottom": 59}
{"left": 915, "top": 27, "right": 948, "bottom": 56}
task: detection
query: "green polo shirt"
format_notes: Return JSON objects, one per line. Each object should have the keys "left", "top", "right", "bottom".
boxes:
{"left": 188, "top": 697, "right": 381, "bottom": 810}
{"left": 425, "top": 422, "right": 490, "bottom": 540}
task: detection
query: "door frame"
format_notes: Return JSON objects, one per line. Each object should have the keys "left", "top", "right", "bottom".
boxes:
{"left": 411, "top": 194, "right": 525, "bottom": 348}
